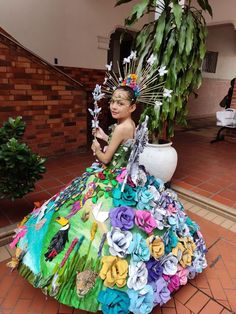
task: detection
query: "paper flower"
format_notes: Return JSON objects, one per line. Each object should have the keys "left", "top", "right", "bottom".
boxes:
{"left": 128, "top": 285, "right": 154, "bottom": 314}
{"left": 116, "top": 168, "right": 127, "bottom": 183}
{"left": 135, "top": 211, "right": 157, "bottom": 234}
{"left": 151, "top": 277, "right": 171, "bottom": 306}
{"left": 163, "top": 274, "right": 180, "bottom": 293}
{"left": 146, "top": 235, "right": 165, "bottom": 259}
{"left": 112, "top": 184, "right": 137, "bottom": 207}
{"left": 163, "top": 88, "right": 172, "bottom": 98}
{"left": 147, "top": 54, "right": 157, "bottom": 65}
{"left": 136, "top": 187, "right": 154, "bottom": 210}
{"left": 128, "top": 233, "right": 150, "bottom": 262}
{"left": 127, "top": 261, "right": 148, "bottom": 290}
{"left": 105, "top": 62, "right": 112, "bottom": 71}
{"left": 99, "top": 256, "right": 128, "bottom": 288}
{"left": 107, "top": 227, "right": 132, "bottom": 258}
{"left": 176, "top": 265, "right": 189, "bottom": 285}
{"left": 158, "top": 66, "right": 168, "bottom": 76}
{"left": 192, "top": 251, "right": 207, "bottom": 273}
{"left": 145, "top": 258, "right": 163, "bottom": 283}
{"left": 151, "top": 206, "right": 167, "bottom": 230}
{"left": 160, "top": 253, "right": 178, "bottom": 276}
{"left": 109, "top": 206, "right": 135, "bottom": 230}
{"left": 98, "top": 288, "right": 130, "bottom": 314}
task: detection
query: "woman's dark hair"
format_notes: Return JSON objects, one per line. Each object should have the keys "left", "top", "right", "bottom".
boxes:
{"left": 115, "top": 85, "right": 137, "bottom": 104}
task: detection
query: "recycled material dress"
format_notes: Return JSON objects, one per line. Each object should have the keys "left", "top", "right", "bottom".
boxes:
{"left": 10, "top": 128, "right": 207, "bottom": 314}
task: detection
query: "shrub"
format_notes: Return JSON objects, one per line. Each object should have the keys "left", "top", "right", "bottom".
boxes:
{"left": 0, "top": 117, "right": 46, "bottom": 200}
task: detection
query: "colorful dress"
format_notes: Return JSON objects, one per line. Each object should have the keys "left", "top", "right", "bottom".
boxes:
{"left": 9, "top": 130, "right": 207, "bottom": 314}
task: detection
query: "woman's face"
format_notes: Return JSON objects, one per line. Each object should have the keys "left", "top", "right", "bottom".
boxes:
{"left": 109, "top": 89, "right": 136, "bottom": 120}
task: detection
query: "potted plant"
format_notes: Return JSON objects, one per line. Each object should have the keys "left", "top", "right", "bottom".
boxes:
{"left": 115, "top": 0, "right": 212, "bottom": 182}
{"left": 0, "top": 116, "right": 46, "bottom": 200}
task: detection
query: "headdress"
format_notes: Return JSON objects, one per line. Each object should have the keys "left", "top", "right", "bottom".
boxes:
{"left": 89, "top": 51, "right": 172, "bottom": 129}
{"left": 102, "top": 51, "right": 172, "bottom": 106}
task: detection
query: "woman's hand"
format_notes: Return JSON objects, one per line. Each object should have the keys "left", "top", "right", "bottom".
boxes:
{"left": 92, "top": 127, "right": 108, "bottom": 142}
{"left": 91, "top": 138, "right": 101, "bottom": 155}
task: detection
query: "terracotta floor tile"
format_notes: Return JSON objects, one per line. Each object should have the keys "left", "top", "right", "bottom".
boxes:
{"left": 161, "top": 308, "right": 177, "bottom": 314}
{"left": 180, "top": 176, "right": 203, "bottom": 186}
{"left": 197, "top": 182, "right": 222, "bottom": 194}
{"left": 174, "top": 284, "right": 198, "bottom": 305}
{"left": 220, "top": 309, "right": 233, "bottom": 314}
{"left": 174, "top": 299, "right": 191, "bottom": 314}
{"left": 11, "top": 299, "right": 31, "bottom": 314}
{"left": 151, "top": 307, "right": 162, "bottom": 314}
{"left": 224, "top": 289, "right": 236, "bottom": 312}
{"left": 174, "top": 181, "right": 194, "bottom": 190}
{"left": 73, "top": 310, "right": 88, "bottom": 314}
{"left": 190, "top": 187, "right": 213, "bottom": 198}
{"left": 1, "top": 285, "right": 22, "bottom": 309}
{"left": 210, "top": 195, "right": 235, "bottom": 207}
{"left": 185, "top": 291, "right": 210, "bottom": 313}
{"left": 58, "top": 303, "right": 74, "bottom": 313}
{"left": 207, "top": 278, "right": 227, "bottom": 300}
{"left": 217, "top": 189, "right": 236, "bottom": 202}
{"left": 199, "top": 299, "right": 223, "bottom": 314}
{"left": 42, "top": 298, "right": 59, "bottom": 314}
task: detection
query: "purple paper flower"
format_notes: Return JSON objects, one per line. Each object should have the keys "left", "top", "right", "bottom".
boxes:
{"left": 151, "top": 277, "right": 171, "bottom": 306}
{"left": 145, "top": 258, "right": 163, "bottom": 283}
{"left": 109, "top": 206, "right": 135, "bottom": 230}
{"left": 163, "top": 274, "right": 180, "bottom": 293}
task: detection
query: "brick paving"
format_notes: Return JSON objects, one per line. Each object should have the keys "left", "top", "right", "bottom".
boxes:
{"left": 0, "top": 206, "right": 236, "bottom": 314}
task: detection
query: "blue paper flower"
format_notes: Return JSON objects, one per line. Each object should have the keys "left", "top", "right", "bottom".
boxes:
{"left": 128, "top": 285, "right": 154, "bottom": 314}
{"left": 136, "top": 187, "right": 154, "bottom": 210}
{"left": 128, "top": 233, "right": 150, "bottom": 262}
{"left": 112, "top": 184, "right": 137, "bottom": 207}
{"left": 98, "top": 288, "right": 130, "bottom": 314}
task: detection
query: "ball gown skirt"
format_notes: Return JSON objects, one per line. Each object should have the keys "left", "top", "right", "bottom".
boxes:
{"left": 9, "top": 140, "right": 207, "bottom": 314}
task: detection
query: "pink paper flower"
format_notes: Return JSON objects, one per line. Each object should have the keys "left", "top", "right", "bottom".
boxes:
{"left": 176, "top": 265, "right": 189, "bottom": 285}
{"left": 116, "top": 168, "right": 127, "bottom": 183}
{"left": 135, "top": 210, "right": 157, "bottom": 234}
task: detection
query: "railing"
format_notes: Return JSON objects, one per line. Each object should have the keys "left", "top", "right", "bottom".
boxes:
{"left": 0, "top": 30, "right": 84, "bottom": 88}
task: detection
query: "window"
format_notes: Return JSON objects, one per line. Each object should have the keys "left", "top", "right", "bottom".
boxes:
{"left": 202, "top": 51, "right": 218, "bottom": 73}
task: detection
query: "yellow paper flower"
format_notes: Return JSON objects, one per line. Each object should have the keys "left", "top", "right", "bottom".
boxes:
{"left": 99, "top": 256, "right": 128, "bottom": 288}
{"left": 172, "top": 242, "right": 185, "bottom": 258}
{"left": 146, "top": 235, "right": 165, "bottom": 260}
{"left": 172, "top": 237, "right": 196, "bottom": 268}
{"left": 180, "top": 249, "right": 193, "bottom": 267}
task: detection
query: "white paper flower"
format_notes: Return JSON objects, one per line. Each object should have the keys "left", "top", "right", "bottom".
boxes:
{"left": 163, "top": 88, "right": 173, "bottom": 98}
{"left": 147, "top": 54, "right": 157, "bottom": 65}
{"left": 107, "top": 227, "right": 132, "bottom": 258}
{"left": 158, "top": 66, "right": 168, "bottom": 76}
{"left": 154, "top": 100, "right": 163, "bottom": 108}
{"left": 105, "top": 62, "right": 112, "bottom": 71}
{"left": 127, "top": 261, "right": 148, "bottom": 290}
{"left": 91, "top": 120, "right": 99, "bottom": 128}
{"left": 130, "top": 50, "right": 137, "bottom": 60}
{"left": 160, "top": 253, "right": 178, "bottom": 275}
{"left": 92, "top": 84, "right": 105, "bottom": 101}
{"left": 123, "top": 57, "right": 131, "bottom": 64}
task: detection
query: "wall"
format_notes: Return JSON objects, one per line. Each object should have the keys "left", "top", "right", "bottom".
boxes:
{"left": 0, "top": 36, "right": 87, "bottom": 157}
{"left": 0, "top": 0, "right": 150, "bottom": 69}
{"left": 188, "top": 24, "right": 236, "bottom": 118}
{"left": 192, "top": 0, "right": 236, "bottom": 29}
{"left": 203, "top": 24, "right": 236, "bottom": 80}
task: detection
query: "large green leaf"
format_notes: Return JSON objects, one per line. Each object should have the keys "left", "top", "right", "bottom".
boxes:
{"left": 125, "top": 0, "right": 149, "bottom": 26}
{"left": 173, "top": 3, "right": 182, "bottom": 30}
{"left": 185, "top": 12, "right": 194, "bottom": 55}
{"left": 153, "top": 12, "right": 166, "bottom": 53}
{"left": 115, "top": 0, "right": 132, "bottom": 6}
{"left": 197, "top": 0, "right": 213, "bottom": 17}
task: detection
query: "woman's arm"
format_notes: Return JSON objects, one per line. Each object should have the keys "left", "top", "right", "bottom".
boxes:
{"left": 91, "top": 125, "right": 126, "bottom": 164}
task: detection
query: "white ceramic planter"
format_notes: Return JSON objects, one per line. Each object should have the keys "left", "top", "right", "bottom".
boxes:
{"left": 139, "top": 142, "right": 178, "bottom": 183}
